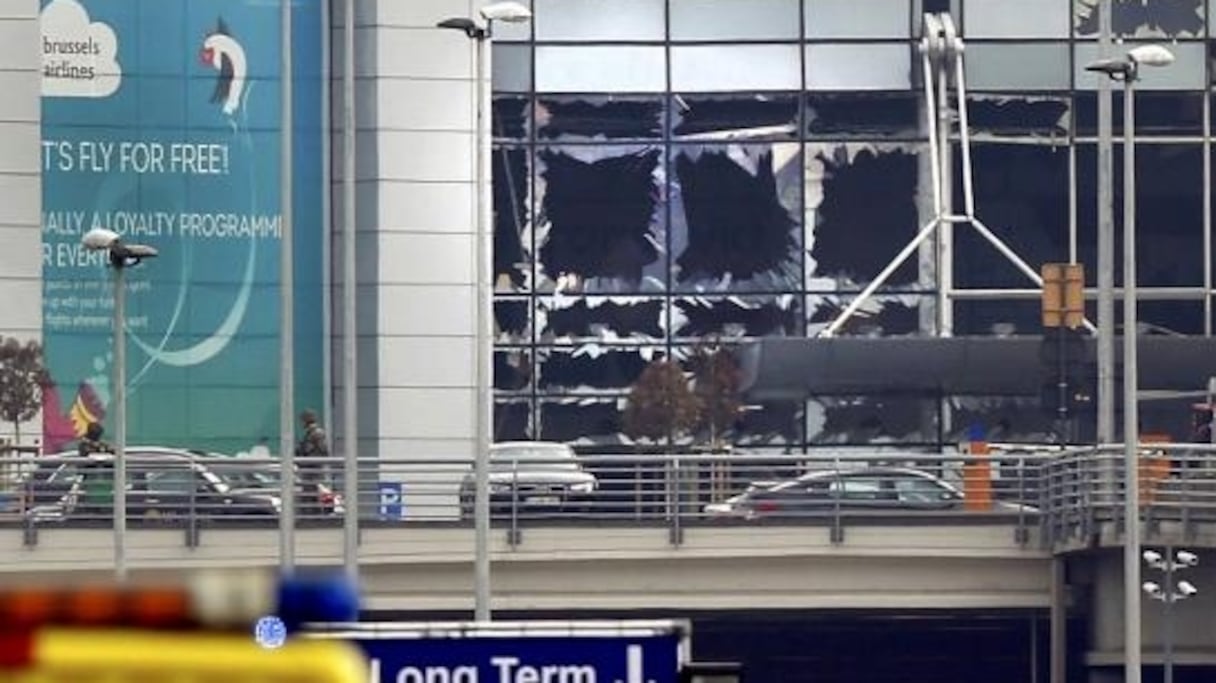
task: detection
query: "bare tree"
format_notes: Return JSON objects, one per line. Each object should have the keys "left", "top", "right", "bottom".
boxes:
{"left": 623, "top": 359, "right": 701, "bottom": 451}
{"left": 690, "top": 342, "right": 744, "bottom": 450}
{"left": 0, "top": 337, "right": 49, "bottom": 445}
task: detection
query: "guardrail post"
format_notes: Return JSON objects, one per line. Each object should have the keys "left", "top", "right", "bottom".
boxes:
{"left": 668, "top": 457, "right": 683, "bottom": 547}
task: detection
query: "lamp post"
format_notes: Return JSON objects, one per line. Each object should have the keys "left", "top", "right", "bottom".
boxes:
{"left": 437, "top": 1, "right": 532, "bottom": 623}
{"left": 1086, "top": 44, "right": 1176, "bottom": 683}
{"left": 80, "top": 228, "right": 159, "bottom": 583}
{"left": 1143, "top": 548, "right": 1199, "bottom": 683}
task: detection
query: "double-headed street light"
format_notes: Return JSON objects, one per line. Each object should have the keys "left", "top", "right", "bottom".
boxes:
{"left": 1085, "top": 43, "right": 1175, "bottom": 683}
{"left": 81, "top": 227, "right": 159, "bottom": 583}
{"left": 437, "top": 1, "right": 533, "bottom": 624}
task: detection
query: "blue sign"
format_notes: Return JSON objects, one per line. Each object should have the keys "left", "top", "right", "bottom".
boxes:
{"left": 377, "top": 482, "right": 406, "bottom": 520}
{"left": 357, "top": 634, "right": 682, "bottom": 683}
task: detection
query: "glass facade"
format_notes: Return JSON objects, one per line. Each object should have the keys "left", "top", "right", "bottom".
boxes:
{"left": 490, "top": 0, "right": 1216, "bottom": 448}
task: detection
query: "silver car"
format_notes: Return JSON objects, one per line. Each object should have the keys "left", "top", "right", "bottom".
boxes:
{"left": 459, "top": 442, "right": 598, "bottom": 519}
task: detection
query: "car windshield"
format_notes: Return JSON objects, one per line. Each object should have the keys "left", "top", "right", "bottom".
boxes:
{"left": 490, "top": 445, "right": 580, "bottom": 471}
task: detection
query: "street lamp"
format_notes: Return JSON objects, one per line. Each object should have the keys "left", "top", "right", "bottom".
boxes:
{"left": 1143, "top": 548, "right": 1199, "bottom": 683}
{"left": 1085, "top": 44, "right": 1175, "bottom": 683}
{"left": 436, "top": 0, "right": 532, "bottom": 624}
{"left": 80, "top": 227, "right": 159, "bottom": 583}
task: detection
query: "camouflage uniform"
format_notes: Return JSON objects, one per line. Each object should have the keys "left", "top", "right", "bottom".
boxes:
{"left": 296, "top": 412, "right": 331, "bottom": 516}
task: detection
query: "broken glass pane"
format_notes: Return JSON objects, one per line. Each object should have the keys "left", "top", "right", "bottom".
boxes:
{"left": 492, "top": 96, "right": 529, "bottom": 141}
{"left": 494, "top": 349, "right": 533, "bottom": 393}
{"left": 1074, "top": 0, "right": 1204, "bottom": 39}
{"left": 953, "top": 300, "right": 1044, "bottom": 337}
{"left": 535, "top": 145, "right": 666, "bottom": 293}
{"left": 966, "top": 95, "right": 1070, "bottom": 138}
{"left": 494, "top": 400, "right": 533, "bottom": 441}
{"left": 737, "top": 401, "right": 803, "bottom": 445}
{"left": 807, "top": 293, "right": 929, "bottom": 337}
{"left": 1077, "top": 144, "right": 1204, "bottom": 288}
{"left": 806, "top": 143, "right": 921, "bottom": 292}
{"left": 672, "top": 93, "right": 799, "bottom": 141}
{"left": 536, "top": 96, "right": 663, "bottom": 141}
{"left": 538, "top": 296, "right": 665, "bottom": 344}
{"left": 673, "top": 295, "right": 802, "bottom": 340}
{"left": 952, "top": 144, "right": 1069, "bottom": 290}
{"left": 495, "top": 298, "right": 531, "bottom": 344}
{"left": 537, "top": 345, "right": 666, "bottom": 393}
{"left": 538, "top": 398, "right": 625, "bottom": 444}
{"left": 946, "top": 397, "right": 1055, "bottom": 444}
{"left": 807, "top": 396, "right": 941, "bottom": 446}
{"left": 806, "top": 92, "right": 921, "bottom": 140}
{"left": 671, "top": 143, "right": 802, "bottom": 292}
{"left": 493, "top": 146, "right": 531, "bottom": 292}
{"left": 1075, "top": 91, "right": 1204, "bottom": 137}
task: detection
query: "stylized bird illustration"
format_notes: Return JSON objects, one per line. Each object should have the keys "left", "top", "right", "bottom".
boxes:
{"left": 42, "top": 380, "right": 105, "bottom": 454}
{"left": 200, "top": 18, "right": 247, "bottom": 116}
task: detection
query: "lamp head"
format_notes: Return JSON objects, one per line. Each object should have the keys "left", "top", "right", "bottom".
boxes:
{"left": 480, "top": 2, "right": 532, "bottom": 23}
{"left": 1127, "top": 44, "right": 1175, "bottom": 67}
{"left": 81, "top": 228, "right": 120, "bottom": 251}
{"left": 436, "top": 17, "right": 481, "bottom": 38}
{"left": 1084, "top": 57, "right": 1132, "bottom": 78}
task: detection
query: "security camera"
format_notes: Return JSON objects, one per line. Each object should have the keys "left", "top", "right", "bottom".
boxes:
{"left": 1176, "top": 550, "right": 1200, "bottom": 567}
{"left": 81, "top": 228, "right": 120, "bottom": 251}
{"left": 480, "top": 1, "right": 532, "bottom": 23}
{"left": 1177, "top": 580, "right": 1199, "bottom": 597}
{"left": 1127, "top": 44, "right": 1175, "bottom": 68}
{"left": 1143, "top": 550, "right": 1164, "bottom": 565}
{"left": 1143, "top": 581, "right": 1164, "bottom": 597}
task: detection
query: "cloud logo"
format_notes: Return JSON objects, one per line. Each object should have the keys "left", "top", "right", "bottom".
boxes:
{"left": 40, "top": 0, "right": 122, "bottom": 98}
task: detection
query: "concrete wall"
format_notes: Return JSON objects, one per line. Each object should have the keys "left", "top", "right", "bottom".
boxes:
{"left": 0, "top": 0, "right": 43, "bottom": 447}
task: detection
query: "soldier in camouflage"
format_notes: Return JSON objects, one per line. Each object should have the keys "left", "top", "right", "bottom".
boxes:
{"left": 296, "top": 409, "right": 331, "bottom": 517}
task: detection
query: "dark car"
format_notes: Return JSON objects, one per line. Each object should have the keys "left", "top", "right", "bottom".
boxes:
{"left": 459, "top": 441, "right": 598, "bottom": 519}
{"left": 703, "top": 466, "right": 1036, "bottom": 520}
{"left": 202, "top": 457, "right": 344, "bottom": 518}
{"left": 17, "top": 447, "right": 281, "bottom": 523}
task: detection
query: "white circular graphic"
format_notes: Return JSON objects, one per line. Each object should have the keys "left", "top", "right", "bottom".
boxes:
{"left": 254, "top": 615, "right": 287, "bottom": 649}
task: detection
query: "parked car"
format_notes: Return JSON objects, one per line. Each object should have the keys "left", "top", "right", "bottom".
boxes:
{"left": 15, "top": 447, "right": 282, "bottom": 523}
{"left": 201, "top": 456, "right": 344, "bottom": 517}
{"left": 459, "top": 441, "right": 598, "bottom": 519}
{"left": 703, "top": 466, "right": 1036, "bottom": 520}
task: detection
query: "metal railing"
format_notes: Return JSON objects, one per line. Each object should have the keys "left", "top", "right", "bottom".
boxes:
{"left": 1042, "top": 443, "right": 1216, "bottom": 547}
{"left": 0, "top": 449, "right": 1050, "bottom": 548}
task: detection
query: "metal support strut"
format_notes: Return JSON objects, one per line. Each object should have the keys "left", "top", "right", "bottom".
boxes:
{"left": 820, "top": 13, "right": 1096, "bottom": 338}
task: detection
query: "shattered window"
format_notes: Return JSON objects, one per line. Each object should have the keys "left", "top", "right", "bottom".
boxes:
{"left": 538, "top": 398, "right": 624, "bottom": 444}
{"left": 492, "top": 44, "right": 532, "bottom": 93}
{"left": 805, "top": 44, "right": 913, "bottom": 91}
{"left": 671, "top": 143, "right": 802, "bottom": 292}
{"left": 534, "top": 145, "right": 666, "bottom": 293}
{"left": 737, "top": 401, "right": 804, "bottom": 445}
{"left": 493, "top": 96, "right": 530, "bottom": 141}
{"left": 538, "top": 296, "right": 665, "bottom": 344}
{"left": 493, "top": 147, "right": 531, "bottom": 292}
{"left": 947, "top": 397, "right": 1055, "bottom": 443}
{"left": 495, "top": 298, "right": 532, "bottom": 345}
{"left": 669, "top": 0, "right": 800, "bottom": 41}
{"left": 807, "top": 294, "right": 930, "bottom": 337}
{"left": 537, "top": 346, "right": 666, "bottom": 393}
{"left": 494, "top": 400, "right": 534, "bottom": 442}
{"left": 964, "top": 43, "right": 1071, "bottom": 91}
{"left": 966, "top": 94, "right": 1070, "bottom": 138}
{"left": 807, "top": 396, "right": 942, "bottom": 446}
{"left": 670, "top": 45, "right": 803, "bottom": 93}
{"left": 1074, "top": 42, "right": 1207, "bottom": 90}
{"left": 805, "top": 143, "right": 921, "bottom": 292}
{"left": 1075, "top": 91, "right": 1204, "bottom": 137}
{"left": 672, "top": 295, "right": 802, "bottom": 340}
{"left": 965, "top": 0, "right": 1070, "bottom": 38}
{"left": 952, "top": 144, "right": 1069, "bottom": 290}
{"left": 1074, "top": 0, "right": 1205, "bottom": 39}
{"left": 494, "top": 349, "right": 533, "bottom": 393}
{"left": 806, "top": 93, "right": 921, "bottom": 140}
{"left": 536, "top": 96, "right": 664, "bottom": 142}
{"left": 672, "top": 93, "right": 799, "bottom": 141}
{"left": 1076, "top": 144, "right": 1204, "bottom": 288}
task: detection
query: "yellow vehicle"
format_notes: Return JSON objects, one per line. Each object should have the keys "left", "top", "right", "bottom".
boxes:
{"left": 0, "top": 570, "right": 368, "bottom": 683}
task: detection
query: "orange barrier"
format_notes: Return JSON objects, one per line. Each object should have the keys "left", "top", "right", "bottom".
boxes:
{"left": 962, "top": 440, "right": 993, "bottom": 511}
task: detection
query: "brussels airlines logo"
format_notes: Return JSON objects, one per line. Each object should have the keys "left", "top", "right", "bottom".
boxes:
{"left": 40, "top": 0, "right": 122, "bottom": 98}
{"left": 200, "top": 19, "right": 247, "bottom": 116}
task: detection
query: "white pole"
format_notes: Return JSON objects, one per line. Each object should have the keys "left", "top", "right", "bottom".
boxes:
{"left": 1122, "top": 70, "right": 1142, "bottom": 683}
{"left": 341, "top": 0, "right": 359, "bottom": 583}
{"left": 112, "top": 264, "right": 127, "bottom": 583}
{"left": 1097, "top": 0, "right": 1115, "bottom": 443}
{"left": 472, "top": 28, "right": 493, "bottom": 623}
{"left": 278, "top": 0, "right": 296, "bottom": 573}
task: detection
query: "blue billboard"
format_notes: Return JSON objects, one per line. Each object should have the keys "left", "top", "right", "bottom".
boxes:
{"left": 356, "top": 633, "right": 684, "bottom": 683}
{"left": 39, "top": 0, "right": 325, "bottom": 454}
